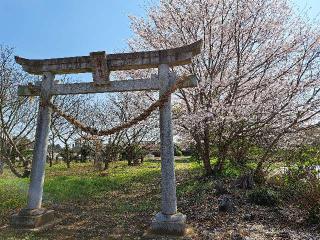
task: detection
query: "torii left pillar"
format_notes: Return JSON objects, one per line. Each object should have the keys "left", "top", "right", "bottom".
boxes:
{"left": 11, "top": 72, "right": 55, "bottom": 230}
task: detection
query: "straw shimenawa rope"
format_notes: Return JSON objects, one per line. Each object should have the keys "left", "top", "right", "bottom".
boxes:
{"left": 48, "top": 75, "right": 188, "bottom": 136}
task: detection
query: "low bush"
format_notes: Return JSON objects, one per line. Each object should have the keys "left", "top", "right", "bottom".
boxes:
{"left": 248, "top": 187, "right": 279, "bottom": 206}
{"left": 175, "top": 149, "right": 183, "bottom": 156}
{"left": 278, "top": 168, "right": 320, "bottom": 210}
{"left": 307, "top": 203, "right": 320, "bottom": 224}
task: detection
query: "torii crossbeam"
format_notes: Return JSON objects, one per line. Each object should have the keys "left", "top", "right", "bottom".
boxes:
{"left": 11, "top": 40, "right": 202, "bottom": 236}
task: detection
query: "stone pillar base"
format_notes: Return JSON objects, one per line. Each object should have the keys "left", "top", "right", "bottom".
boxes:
{"left": 149, "top": 212, "right": 187, "bottom": 236}
{"left": 10, "top": 208, "right": 55, "bottom": 231}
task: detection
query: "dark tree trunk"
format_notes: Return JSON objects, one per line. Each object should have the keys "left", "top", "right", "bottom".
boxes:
{"left": 213, "top": 145, "right": 228, "bottom": 175}
{"left": 66, "top": 157, "right": 70, "bottom": 168}
{"left": 213, "top": 159, "right": 223, "bottom": 174}
{"left": 235, "top": 172, "right": 255, "bottom": 189}
{"left": 203, "top": 126, "right": 213, "bottom": 175}
{"left": 194, "top": 127, "right": 213, "bottom": 176}
{"left": 0, "top": 159, "right": 3, "bottom": 175}
{"left": 103, "top": 160, "right": 109, "bottom": 170}
{"left": 127, "top": 146, "right": 135, "bottom": 166}
{"left": 65, "top": 143, "right": 71, "bottom": 168}
{"left": 50, "top": 136, "right": 54, "bottom": 167}
{"left": 254, "top": 160, "right": 266, "bottom": 184}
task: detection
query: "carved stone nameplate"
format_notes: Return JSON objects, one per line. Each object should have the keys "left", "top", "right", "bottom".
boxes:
{"left": 90, "top": 51, "right": 109, "bottom": 84}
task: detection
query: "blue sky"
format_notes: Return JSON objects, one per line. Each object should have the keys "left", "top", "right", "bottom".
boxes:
{"left": 294, "top": 0, "right": 319, "bottom": 18}
{"left": 0, "top": 0, "right": 148, "bottom": 58}
{"left": 0, "top": 0, "right": 319, "bottom": 60}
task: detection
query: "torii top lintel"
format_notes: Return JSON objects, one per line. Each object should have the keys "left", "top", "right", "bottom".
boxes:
{"left": 15, "top": 40, "right": 202, "bottom": 76}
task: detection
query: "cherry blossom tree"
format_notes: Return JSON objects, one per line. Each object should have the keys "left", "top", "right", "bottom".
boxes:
{"left": 129, "top": 0, "right": 320, "bottom": 175}
{"left": 50, "top": 89, "right": 91, "bottom": 168}
{"left": 110, "top": 92, "right": 158, "bottom": 165}
{"left": 0, "top": 45, "right": 38, "bottom": 177}
{"left": 88, "top": 91, "right": 158, "bottom": 167}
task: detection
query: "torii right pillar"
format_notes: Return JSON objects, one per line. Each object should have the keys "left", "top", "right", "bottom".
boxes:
{"left": 150, "top": 64, "right": 187, "bottom": 236}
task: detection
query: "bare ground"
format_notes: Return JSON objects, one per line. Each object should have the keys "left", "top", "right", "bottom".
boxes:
{"left": 0, "top": 161, "right": 319, "bottom": 240}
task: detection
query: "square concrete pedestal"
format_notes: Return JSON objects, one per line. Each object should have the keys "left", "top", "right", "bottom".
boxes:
{"left": 149, "top": 212, "right": 187, "bottom": 236}
{"left": 10, "top": 208, "right": 55, "bottom": 231}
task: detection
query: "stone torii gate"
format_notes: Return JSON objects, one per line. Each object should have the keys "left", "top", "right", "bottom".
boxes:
{"left": 11, "top": 41, "right": 201, "bottom": 236}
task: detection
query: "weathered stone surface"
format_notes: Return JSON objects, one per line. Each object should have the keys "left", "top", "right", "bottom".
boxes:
{"left": 27, "top": 72, "right": 54, "bottom": 209}
{"left": 218, "top": 194, "right": 235, "bottom": 212}
{"left": 17, "top": 75, "right": 198, "bottom": 96}
{"left": 150, "top": 212, "right": 187, "bottom": 236}
{"left": 146, "top": 64, "right": 188, "bottom": 237}
{"left": 231, "top": 231, "right": 246, "bottom": 240}
{"left": 277, "top": 231, "right": 291, "bottom": 239}
{"left": 243, "top": 213, "right": 256, "bottom": 221}
{"left": 90, "top": 51, "right": 109, "bottom": 84}
{"left": 18, "top": 208, "right": 47, "bottom": 216}
{"left": 15, "top": 40, "right": 202, "bottom": 75}
{"left": 159, "top": 64, "right": 177, "bottom": 216}
{"left": 214, "top": 181, "right": 229, "bottom": 195}
{"left": 10, "top": 208, "right": 55, "bottom": 230}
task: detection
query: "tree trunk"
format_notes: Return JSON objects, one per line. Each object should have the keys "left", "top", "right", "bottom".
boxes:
{"left": 66, "top": 159, "right": 70, "bottom": 168}
{"left": 127, "top": 146, "right": 134, "bottom": 166}
{"left": 213, "top": 145, "right": 227, "bottom": 175}
{"left": 203, "top": 125, "right": 213, "bottom": 175}
{"left": 193, "top": 129, "right": 213, "bottom": 176}
{"left": 49, "top": 156, "right": 53, "bottom": 167}
{"left": 103, "top": 160, "right": 109, "bottom": 170}
{"left": 235, "top": 172, "right": 255, "bottom": 189}
{"left": 49, "top": 135, "right": 54, "bottom": 167}
{"left": 213, "top": 159, "right": 223, "bottom": 174}
{"left": 254, "top": 160, "right": 265, "bottom": 184}
{"left": 0, "top": 159, "right": 3, "bottom": 175}
{"left": 65, "top": 143, "right": 71, "bottom": 168}
{"left": 94, "top": 144, "right": 103, "bottom": 171}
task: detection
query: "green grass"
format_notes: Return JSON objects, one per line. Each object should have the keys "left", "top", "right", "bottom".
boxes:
{"left": 177, "top": 177, "right": 214, "bottom": 202}
{"left": 0, "top": 177, "right": 29, "bottom": 215}
{"left": 0, "top": 157, "right": 208, "bottom": 239}
{"left": 0, "top": 157, "right": 202, "bottom": 219}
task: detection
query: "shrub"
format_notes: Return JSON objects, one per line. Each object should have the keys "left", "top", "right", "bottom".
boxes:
{"left": 174, "top": 145, "right": 183, "bottom": 156}
{"left": 280, "top": 174, "right": 320, "bottom": 210}
{"left": 152, "top": 150, "right": 160, "bottom": 157}
{"left": 307, "top": 203, "right": 320, "bottom": 224}
{"left": 175, "top": 149, "right": 183, "bottom": 156}
{"left": 248, "top": 187, "right": 279, "bottom": 206}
